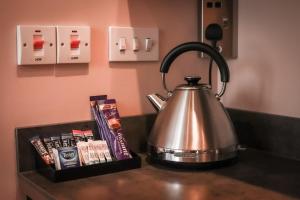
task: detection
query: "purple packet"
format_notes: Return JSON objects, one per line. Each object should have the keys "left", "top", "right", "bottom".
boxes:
{"left": 90, "top": 95, "right": 107, "bottom": 141}
{"left": 99, "top": 99, "right": 132, "bottom": 160}
{"left": 90, "top": 95, "right": 115, "bottom": 156}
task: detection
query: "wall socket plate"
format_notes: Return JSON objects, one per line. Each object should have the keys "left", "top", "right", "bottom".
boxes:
{"left": 56, "top": 26, "right": 91, "bottom": 64}
{"left": 198, "top": 0, "right": 238, "bottom": 58}
{"left": 108, "top": 26, "right": 159, "bottom": 62}
{"left": 17, "top": 25, "right": 56, "bottom": 65}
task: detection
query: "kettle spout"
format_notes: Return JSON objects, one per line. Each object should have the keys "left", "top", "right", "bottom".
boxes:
{"left": 147, "top": 94, "right": 167, "bottom": 112}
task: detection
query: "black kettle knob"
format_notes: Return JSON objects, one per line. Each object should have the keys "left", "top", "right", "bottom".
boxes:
{"left": 184, "top": 76, "right": 201, "bottom": 86}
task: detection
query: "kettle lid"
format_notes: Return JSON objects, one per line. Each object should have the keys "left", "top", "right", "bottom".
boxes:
{"left": 176, "top": 76, "right": 210, "bottom": 90}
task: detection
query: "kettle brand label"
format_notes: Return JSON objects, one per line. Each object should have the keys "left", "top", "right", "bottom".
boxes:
{"left": 174, "top": 152, "right": 197, "bottom": 158}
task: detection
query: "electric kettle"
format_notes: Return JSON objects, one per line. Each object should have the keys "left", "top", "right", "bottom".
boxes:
{"left": 147, "top": 42, "right": 238, "bottom": 165}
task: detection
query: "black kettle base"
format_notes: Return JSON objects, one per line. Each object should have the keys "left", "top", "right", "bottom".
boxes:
{"left": 146, "top": 155, "right": 238, "bottom": 170}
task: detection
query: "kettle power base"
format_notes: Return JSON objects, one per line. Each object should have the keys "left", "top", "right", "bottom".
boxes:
{"left": 148, "top": 145, "right": 238, "bottom": 170}
{"left": 147, "top": 155, "right": 238, "bottom": 170}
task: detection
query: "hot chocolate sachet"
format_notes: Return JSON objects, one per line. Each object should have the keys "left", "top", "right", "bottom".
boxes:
{"left": 90, "top": 96, "right": 132, "bottom": 160}
{"left": 99, "top": 99, "right": 132, "bottom": 160}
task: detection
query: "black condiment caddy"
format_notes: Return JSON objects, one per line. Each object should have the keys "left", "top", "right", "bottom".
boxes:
{"left": 35, "top": 150, "right": 142, "bottom": 182}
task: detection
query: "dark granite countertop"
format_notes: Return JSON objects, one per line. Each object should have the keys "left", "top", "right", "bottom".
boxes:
{"left": 19, "top": 149, "right": 300, "bottom": 200}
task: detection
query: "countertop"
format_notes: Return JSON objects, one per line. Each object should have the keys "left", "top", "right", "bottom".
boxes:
{"left": 19, "top": 149, "right": 300, "bottom": 200}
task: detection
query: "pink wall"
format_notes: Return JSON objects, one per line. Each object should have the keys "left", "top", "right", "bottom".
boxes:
{"left": 223, "top": 0, "right": 300, "bottom": 118}
{"left": 0, "top": 0, "right": 204, "bottom": 199}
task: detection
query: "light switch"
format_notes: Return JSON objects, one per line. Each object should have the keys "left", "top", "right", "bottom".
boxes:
{"left": 119, "top": 37, "right": 126, "bottom": 51}
{"left": 17, "top": 25, "right": 56, "bottom": 65}
{"left": 56, "top": 26, "right": 90, "bottom": 64}
{"left": 33, "top": 40, "right": 44, "bottom": 50}
{"left": 33, "top": 35, "right": 44, "bottom": 50}
{"left": 132, "top": 37, "right": 139, "bottom": 51}
{"left": 145, "top": 38, "right": 153, "bottom": 52}
{"left": 109, "top": 26, "right": 159, "bottom": 61}
{"left": 70, "top": 37, "right": 80, "bottom": 49}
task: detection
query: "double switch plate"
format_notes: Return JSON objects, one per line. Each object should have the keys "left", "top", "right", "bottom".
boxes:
{"left": 109, "top": 26, "right": 159, "bottom": 61}
{"left": 17, "top": 25, "right": 90, "bottom": 65}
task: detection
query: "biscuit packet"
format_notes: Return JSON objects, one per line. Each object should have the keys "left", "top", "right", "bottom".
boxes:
{"left": 83, "top": 130, "right": 94, "bottom": 141}
{"left": 72, "top": 130, "right": 85, "bottom": 143}
{"left": 77, "top": 141, "right": 90, "bottom": 165}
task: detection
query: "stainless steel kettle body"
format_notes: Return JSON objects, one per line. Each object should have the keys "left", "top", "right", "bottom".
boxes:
{"left": 147, "top": 42, "right": 238, "bottom": 164}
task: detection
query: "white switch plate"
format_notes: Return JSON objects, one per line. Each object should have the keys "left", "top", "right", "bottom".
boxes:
{"left": 56, "top": 26, "right": 90, "bottom": 64}
{"left": 17, "top": 25, "right": 56, "bottom": 65}
{"left": 109, "top": 26, "right": 159, "bottom": 61}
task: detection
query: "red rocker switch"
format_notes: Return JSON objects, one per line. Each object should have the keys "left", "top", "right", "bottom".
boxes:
{"left": 71, "top": 39, "right": 80, "bottom": 49}
{"left": 33, "top": 39, "right": 44, "bottom": 50}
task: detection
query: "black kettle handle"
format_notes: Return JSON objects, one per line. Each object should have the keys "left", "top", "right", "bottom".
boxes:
{"left": 160, "top": 42, "right": 230, "bottom": 83}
